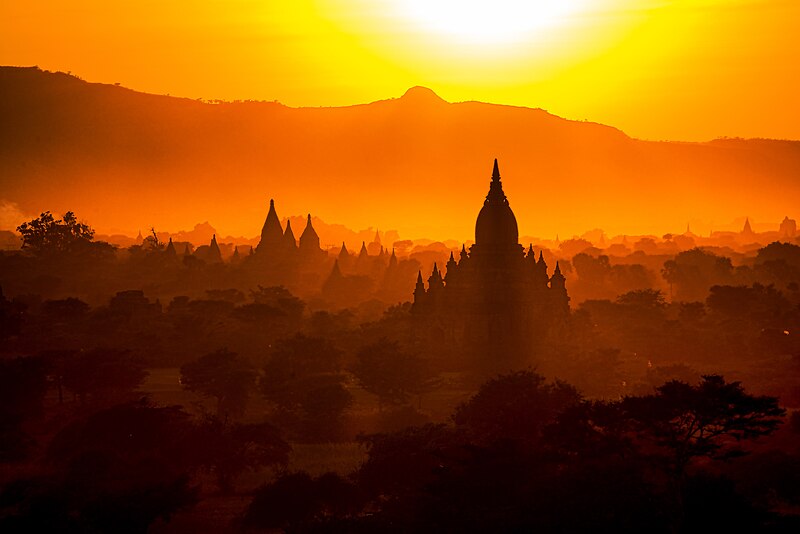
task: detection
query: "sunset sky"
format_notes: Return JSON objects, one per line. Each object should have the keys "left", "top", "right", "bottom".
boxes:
{"left": 2, "top": 0, "right": 798, "bottom": 142}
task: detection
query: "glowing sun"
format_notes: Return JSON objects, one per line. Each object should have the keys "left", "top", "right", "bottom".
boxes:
{"left": 395, "top": 0, "right": 590, "bottom": 45}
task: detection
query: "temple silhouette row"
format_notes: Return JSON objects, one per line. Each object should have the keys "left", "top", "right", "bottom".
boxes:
{"left": 153, "top": 159, "right": 572, "bottom": 365}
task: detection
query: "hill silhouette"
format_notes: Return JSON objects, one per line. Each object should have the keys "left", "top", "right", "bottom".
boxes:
{"left": 1, "top": 66, "right": 799, "bottom": 240}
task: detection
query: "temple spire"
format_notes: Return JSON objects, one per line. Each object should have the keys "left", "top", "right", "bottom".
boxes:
{"left": 257, "top": 198, "right": 283, "bottom": 254}
{"left": 446, "top": 251, "right": 458, "bottom": 277}
{"left": 428, "top": 262, "right": 444, "bottom": 288}
{"left": 485, "top": 158, "right": 507, "bottom": 204}
{"left": 208, "top": 234, "right": 222, "bottom": 263}
{"left": 459, "top": 244, "right": 469, "bottom": 264}
{"left": 283, "top": 219, "right": 297, "bottom": 249}
{"left": 413, "top": 270, "right": 427, "bottom": 310}
{"left": 299, "top": 213, "right": 322, "bottom": 255}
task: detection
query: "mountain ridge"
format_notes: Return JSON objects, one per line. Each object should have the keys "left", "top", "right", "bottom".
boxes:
{"left": 1, "top": 66, "right": 798, "bottom": 240}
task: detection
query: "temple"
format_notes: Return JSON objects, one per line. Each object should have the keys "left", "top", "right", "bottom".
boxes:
{"left": 254, "top": 200, "right": 326, "bottom": 263}
{"left": 412, "top": 159, "right": 569, "bottom": 367}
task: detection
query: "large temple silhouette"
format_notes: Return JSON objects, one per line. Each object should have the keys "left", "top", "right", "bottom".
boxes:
{"left": 412, "top": 159, "right": 569, "bottom": 366}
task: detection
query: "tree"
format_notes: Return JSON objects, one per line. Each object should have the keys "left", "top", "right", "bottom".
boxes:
{"left": 453, "top": 370, "right": 581, "bottom": 444}
{"left": 194, "top": 417, "right": 290, "bottom": 493}
{"left": 616, "top": 288, "right": 666, "bottom": 309}
{"left": 26, "top": 402, "right": 201, "bottom": 533}
{"left": 61, "top": 348, "right": 147, "bottom": 404}
{"left": 620, "top": 375, "right": 785, "bottom": 478}
{"left": 261, "top": 334, "right": 343, "bottom": 410}
{"left": 662, "top": 248, "right": 733, "bottom": 301}
{"left": 141, "top": 227, "right": 164, "bottom": 251}
{"left": 180, "top": 349, "right": 257, "bottom": 419}
{"left": 706, "top": 283, "right": 791, "bottom": 321}
{"left": 351, "top": 339, "right": 439, "bottom": 408}
{"left": 249, "top": 285, "right": 305, "bottom": 319}
{"left": 16, "top": 211, "right": 94, "bottom": 253}
{"left": 262, "top": 334, "right": 352, "bottom": 440}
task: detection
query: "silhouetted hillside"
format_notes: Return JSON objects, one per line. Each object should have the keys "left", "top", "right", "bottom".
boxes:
{"left": 1, "top": 66, "right": 799, "bottom": 240}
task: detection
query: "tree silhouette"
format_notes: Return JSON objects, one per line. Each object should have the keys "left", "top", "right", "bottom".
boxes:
{"left": 620, "top": 375, "right": 785, "bottom": 477}
{"left": 16, "top": 211, "right": 94, "bottom": 253}
{"left": 351, "top": 339, "right": 438, "bottom": 408}
{"left": 194, "top": 416, "right": 290, "bottom": 493}
{"left": 36, "top": 402, "right": 200, "bottom": 533}
{"left": 61, "top": 348, "right": 147, "bottom": 405}
{"left": 261, "top": 334, "right": 343, "bottom": 410}
{"left": 453, "top": 370, "right": 581, "bottom": 444}
{"left": 180, "top": 349, "right": 257, "bottom": 419}
{"left": 261, "top": 334, "right": 351, "bottom": 439}
{"left": 662, "top": 248, "right": 733, "bottom": 301}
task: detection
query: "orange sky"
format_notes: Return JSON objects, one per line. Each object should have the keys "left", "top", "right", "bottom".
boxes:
{"left": 2, "top": 0, "right": 799, "bottom": 142}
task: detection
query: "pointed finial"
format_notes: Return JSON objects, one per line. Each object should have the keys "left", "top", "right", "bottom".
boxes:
{"left": 307, "top": 213, "right": 312, "bottom": 223}
{"left": 269, "top": 199, "right": 274, "bottom": 207}
{"left": 417, "top": 271, "right": 423, "bottom": 283}
{"left": 492, "top": 158, "right": 500, "bottom": 182}
{"left": 555, "top": 261, "right": 562, "bottom": 274}
{"left": 449, "top": 251, "right": 455, "bottom": 261}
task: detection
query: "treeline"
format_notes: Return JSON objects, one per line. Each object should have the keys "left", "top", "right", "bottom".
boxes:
{"left": 2, "top": 357, "right": 799, "bottom": 532}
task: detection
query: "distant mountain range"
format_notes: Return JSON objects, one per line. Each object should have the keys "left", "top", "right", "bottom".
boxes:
{"left": 1, "top": 66, "right": 799, "bottom": 241}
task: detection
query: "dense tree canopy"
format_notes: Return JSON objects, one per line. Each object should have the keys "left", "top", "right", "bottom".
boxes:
{"left": 16, "top": 211, "right": 95, "bottom": 253}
